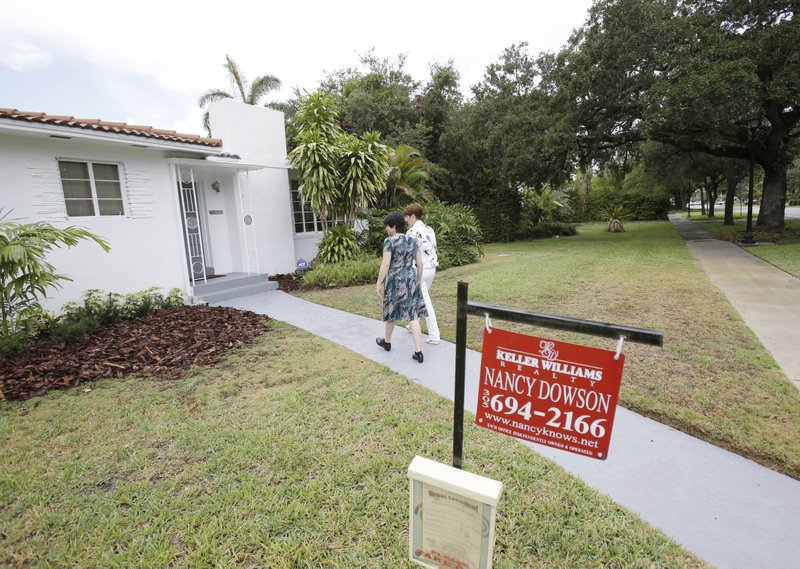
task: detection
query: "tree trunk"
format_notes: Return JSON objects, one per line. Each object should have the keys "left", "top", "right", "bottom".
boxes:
{"left": 607, "top": 219, "right": 625, "bottom": 232}
{"left": 706, "top": 179, "right": 718, "bottom": 218}
{"left": 723, "top": 177, "right": 737, "bottom": 225}
{"left": 757, "top": 163, "right": 787, "bottom": 229}
{"left": 700, "top": 187, "right": 706, "bottom": 216}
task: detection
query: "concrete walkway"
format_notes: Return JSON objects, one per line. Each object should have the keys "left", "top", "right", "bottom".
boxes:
{"left": 218, "top": 283, "right": 800, "bottom": 569}
{"left": 670, "top": 214, "right": 800, "bottom": 390}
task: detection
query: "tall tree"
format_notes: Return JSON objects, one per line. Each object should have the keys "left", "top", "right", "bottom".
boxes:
{"left": 419, "top": 62, "right": 463, "bottom": 164}
{"left": 198, "top": 54, "right": 281, "bottom": 136}
{"left": 383, "top": 145, "right": 432, "bottom": 208}
{"left": 319, "top": 50, "right": 426, "bottom": 148}
{"left": 544, "top": 0, "right": 800, "bottom": 228}
{"left": 288, "top": 91, "right": 388, "bottom": 231}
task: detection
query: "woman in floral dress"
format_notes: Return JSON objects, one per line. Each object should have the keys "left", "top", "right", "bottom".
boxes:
{"left": 375, "top": 212, "right": 428, "bottom": 363}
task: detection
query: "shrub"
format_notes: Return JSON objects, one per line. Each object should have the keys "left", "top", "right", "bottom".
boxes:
{"left": 0, "top": 305, "right": 55, "bottom": 355}
{"left": 302, "top": 257, "right": 382, "bottom": 288}
{"left": 49, "top": 287, "right": 185, "bottom": 344}
{"left": 316, "top": 225, "right": 360, "bottom": 264}
{"left": 518, "top": 221, "right": 578, "bottom": 240}
{"left": 586, "top": 187, "right": 671, "bottom": 221}
{"left": 424, "top": 201, "right": 484, "bottom": 270}
{"left": 471, "top": 186, "right": 521, "bottom": 242}
{"left": 356, "top": 208, "right": 390, "bottom": 257}
{"left": 0, "top": 209, "right": 110, "bottom": 354}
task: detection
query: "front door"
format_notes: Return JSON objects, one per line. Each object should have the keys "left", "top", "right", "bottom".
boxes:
{"left": 176, "top": 166, "right": 209, "bottom": 284}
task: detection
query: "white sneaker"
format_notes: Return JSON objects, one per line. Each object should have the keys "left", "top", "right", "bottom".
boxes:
{"left": 425, "top": 338, "right": 440, "bottom": 345}
{"left": 405, "top": 324, "right": 412, "bottom": 333}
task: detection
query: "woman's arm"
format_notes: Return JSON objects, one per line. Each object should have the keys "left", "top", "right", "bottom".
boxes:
{"left": 376, "top": 251, "right": 391, "bottom": 298}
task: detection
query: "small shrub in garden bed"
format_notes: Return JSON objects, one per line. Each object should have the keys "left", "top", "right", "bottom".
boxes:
{"left": 302, "top": 257, "right": 381, "bottom": 288}
{"left": 49, "top": 287, "right": 184, "bottom": 343}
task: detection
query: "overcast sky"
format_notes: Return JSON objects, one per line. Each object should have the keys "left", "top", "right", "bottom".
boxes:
{"left": 1, "top": 0, "right": 594, "bottom": 136}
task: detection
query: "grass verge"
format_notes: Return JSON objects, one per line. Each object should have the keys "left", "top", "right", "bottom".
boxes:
{"left": 0, "top": 323, "right": 704, "bottom": 567}
{"left": 297, "top": 221, "right": 800, "bottom": 479}
{"left": 693, "top": 218, "right": 800, "bottom": 278}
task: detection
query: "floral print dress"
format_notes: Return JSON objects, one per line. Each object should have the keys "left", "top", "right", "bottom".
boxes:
{"left": 382, "top": 234, "right": 429, "bottom": 322}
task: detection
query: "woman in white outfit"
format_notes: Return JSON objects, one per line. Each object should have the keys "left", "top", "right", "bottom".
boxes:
{"left": 403, "top": 203, "right": 440, "bottom": 344}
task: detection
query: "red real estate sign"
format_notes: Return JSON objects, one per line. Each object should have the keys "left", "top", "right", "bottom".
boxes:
{"left": 475, "top": 327, "right": 625, "bottom": 460}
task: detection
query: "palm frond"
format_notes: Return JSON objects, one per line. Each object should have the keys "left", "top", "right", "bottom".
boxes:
{"left": 248, "top": 75, "right": 282, "bottom": 105}
{"left": 224, "top": 54, "right": 248, "bottom": 102}
{"left": 198, "top": 89, "right": 234, "bottom": 108}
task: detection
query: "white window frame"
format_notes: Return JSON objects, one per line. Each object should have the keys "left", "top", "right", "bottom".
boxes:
{"left": 291, "top": 180, "right": 328, "bottom": 234}
{"left": 57, "top": 158, "right": 127, "bottom": 218}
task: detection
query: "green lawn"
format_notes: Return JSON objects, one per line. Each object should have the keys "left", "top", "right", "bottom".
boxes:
{"left": 692, "top": 217, "right": 800, "bottom": 278}
{"left": 0, "top": 322, "right": 704, "bottom": 568}
{"left": 298, "top": 221, "right": 800, "bottom": 479}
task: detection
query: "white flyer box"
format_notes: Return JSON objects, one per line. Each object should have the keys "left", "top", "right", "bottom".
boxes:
{"left": 408, "top": 456, "right": 503, "bottom": 569}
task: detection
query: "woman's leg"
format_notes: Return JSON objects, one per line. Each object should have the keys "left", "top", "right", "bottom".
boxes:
{"left": 384, "top": 321, "right": 396, "bottom": 342}
{"left": 409, "top": 319, "right": 422, "bottom": 352}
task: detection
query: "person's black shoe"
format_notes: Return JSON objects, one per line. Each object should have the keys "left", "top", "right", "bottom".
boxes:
{"left": 412, "top": 351, "right": 424, "bottom": 363}
{"left": 376, "top": 337, "right": 391, "bottom": 351}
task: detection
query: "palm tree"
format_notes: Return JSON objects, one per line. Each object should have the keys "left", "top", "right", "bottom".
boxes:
{"left": 198, "top": 54, "right": 281, "bottom": 136}
{"left": 384, "top": 145, "right": 432, "bottom": 208}
{"left": 521, "top": 186, "right": 564, "bottom": 226}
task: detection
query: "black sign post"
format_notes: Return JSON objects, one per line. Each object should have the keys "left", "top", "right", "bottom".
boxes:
{"left": 453, "top": 281, "right": 664, "bottom": 469}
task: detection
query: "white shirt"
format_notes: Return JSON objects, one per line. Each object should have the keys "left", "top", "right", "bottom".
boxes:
{"left": 408, "top": 219, "right": 439, "bottom": 269}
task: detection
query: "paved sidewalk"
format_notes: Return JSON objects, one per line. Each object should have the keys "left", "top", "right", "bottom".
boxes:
{"left": 670, "top": 214, "right": 800, "bottom": 390}
{"left": 219, "top": 288, "right": 800, "bottom": 569}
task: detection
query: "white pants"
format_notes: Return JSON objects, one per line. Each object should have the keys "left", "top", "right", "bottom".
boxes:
{"left": 420, "top": 267, "right": 439, "bottom": 342}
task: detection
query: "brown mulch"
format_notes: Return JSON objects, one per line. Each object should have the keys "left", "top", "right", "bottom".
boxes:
{"left": 0, "top": 305, "right": 270, "bottom": 401}
{"left": 269, "top": 273, "right": 304, "bottom": 293}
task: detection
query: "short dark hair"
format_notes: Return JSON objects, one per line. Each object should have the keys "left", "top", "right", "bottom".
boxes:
{"left": 383, "top": 211, "right": 406, "bottom": 232}
{"left": 403, "top": 203, "right": 423, "bottom": 219}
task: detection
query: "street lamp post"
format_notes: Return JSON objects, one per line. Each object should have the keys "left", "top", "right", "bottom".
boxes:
{"left": 741, "top": 118, "right": 759, "bottom": 245}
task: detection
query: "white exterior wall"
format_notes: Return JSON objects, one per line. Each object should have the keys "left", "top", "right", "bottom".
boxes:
{"left": 292, "top": 234, "right": 321, "bottom": 263}
{"left": 208, "top": 100, "right": 300, "bottom": 274}
{"left": 0, "top": 133, "right": 188, "bottom": 312}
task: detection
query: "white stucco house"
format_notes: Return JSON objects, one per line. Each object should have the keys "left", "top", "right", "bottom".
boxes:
{"left": 0, "top": 100, "right": 324, "bottom": 310}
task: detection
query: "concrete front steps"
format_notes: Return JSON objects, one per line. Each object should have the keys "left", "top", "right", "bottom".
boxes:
{"left": 191, "top": 272, "right": 277, "bottom": 305}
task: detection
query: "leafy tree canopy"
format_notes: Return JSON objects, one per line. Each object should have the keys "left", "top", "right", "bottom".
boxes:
{"left": 544, "top": 0, "right": 800, "bottom": 227}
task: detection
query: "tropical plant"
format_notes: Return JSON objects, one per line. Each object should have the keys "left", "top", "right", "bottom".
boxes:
{"left": 521, "top": 186, "right": 565, "bottom": 226}
{"left": 383, "top": 145, "right": 432, "bottom": 208}
{"left": 338, "top": 132, "right": 390, "bottom": 220}
{"left": 315, "top": 226, "right": 360, "bottom": 264}
{"left": 198, "top": 54, "right": 282, "bottom": 136}
{"left": 601, "top": 205, "right": 628, "bottom": 233}
{"left": 289, "top": 91, "right": 388, "bottom": 233}
{"left": 0, "top": 210, "right": 110, "bottom": 353}
{"left": 423, "top": 202, "right": 484, "bottom": 269}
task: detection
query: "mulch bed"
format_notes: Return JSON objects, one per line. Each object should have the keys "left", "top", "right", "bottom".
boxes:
{"left": 0, "top": 305, "right": 269, "bottom": 402}
{"left": 269, "top": 273, "right": 304, "bottom": 293}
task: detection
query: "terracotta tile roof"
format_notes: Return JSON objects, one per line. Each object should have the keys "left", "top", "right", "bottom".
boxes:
{"left": 0, "top": 108, "right": 222, "bottom": 148}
